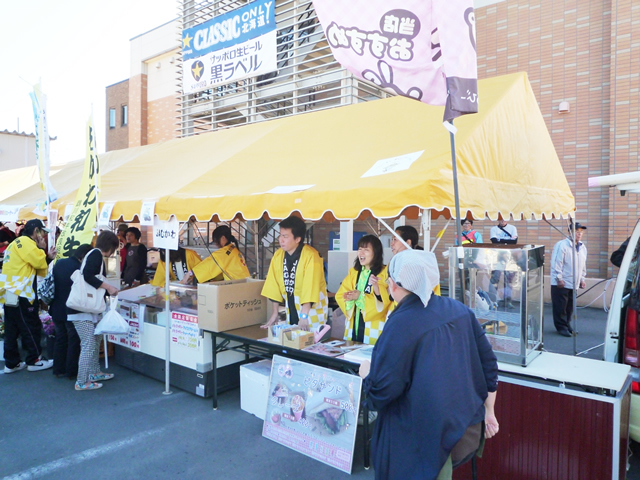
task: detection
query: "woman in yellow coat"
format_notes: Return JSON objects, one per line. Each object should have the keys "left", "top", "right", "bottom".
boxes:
{"left": 181, "top": 226, "right": 250, "bottom": 284}
{"left": 150, "top": 247, "right": 202, "bottom": 286}
{"left": 336, "top": 235, "right": 392, "bottom": 345}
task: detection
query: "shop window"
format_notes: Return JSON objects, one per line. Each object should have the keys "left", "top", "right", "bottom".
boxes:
{"left": 122, "top": 105, "right": 128, "bottom": 126}
{"left": 109, "top": 108, "right": 116, "bottom": 129}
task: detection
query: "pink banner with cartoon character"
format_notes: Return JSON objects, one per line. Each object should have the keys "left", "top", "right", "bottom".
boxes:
{"left": 312, "top": 0, "right": 478, "bottom": 120}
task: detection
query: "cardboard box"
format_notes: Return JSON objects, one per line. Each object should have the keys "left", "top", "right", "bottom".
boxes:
{"left": 281, "top": 330, "right": 315, "bottom": 349}
{"left": 240, "top": 360, "right": 272, "bottom": 419}
{"left": 267, "top": 323, "right": 299, "bottom": 344}
{"left": 197, "top": 278, "right": 268, "bottom": 332}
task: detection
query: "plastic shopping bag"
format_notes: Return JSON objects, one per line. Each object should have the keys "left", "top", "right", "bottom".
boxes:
{"left": 95, "top": 297, "right": 130, "bottom": 335}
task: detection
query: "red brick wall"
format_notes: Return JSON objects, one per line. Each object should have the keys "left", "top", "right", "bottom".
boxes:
{"left": 105, "top": 80, "right": 129, "bottom": 152}
{"left": 469, "top": 0, "right": 640, "bottom": 279}
{"left": 147, "top": 94, "right": 180, "bottom": 144}
{"left": 128, "top": 74, "right": 148, "bottom": 147}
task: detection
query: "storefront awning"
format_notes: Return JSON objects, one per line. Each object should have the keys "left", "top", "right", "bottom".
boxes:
{"left": 7, "top": 72, "right": 574, "bottom": 223}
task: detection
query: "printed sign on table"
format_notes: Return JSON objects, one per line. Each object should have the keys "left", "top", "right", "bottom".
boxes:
{"left": 262, "top": 355, "right": 362, "bottom": 474}
{"left": 171, "top": 312, "right": 199, "bottom": 349}
{"left": 107, "top": 300, "right": 142, "bottom": 351}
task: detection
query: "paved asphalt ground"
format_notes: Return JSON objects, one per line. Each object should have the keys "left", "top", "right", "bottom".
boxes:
{"left": 1, "top": 303, "right": 639, "bottom": 480}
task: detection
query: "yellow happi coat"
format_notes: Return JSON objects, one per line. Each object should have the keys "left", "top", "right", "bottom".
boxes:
{"left": 192, "top": 243, "right": 250, "bottom": 282}
{"left": 262, "top": 244, "right": 328, "bottom": 329}
{"left": 0, "top": 236, "right": 49, "bottom": 303}
{"left": 150, "top": 249, "right": 202, "bottom": 286}
{"left": 336, "top": 266, "right": 393, "bottom": 345}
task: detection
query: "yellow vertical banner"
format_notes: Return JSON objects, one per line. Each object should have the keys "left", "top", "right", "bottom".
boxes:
{"left": 56, "top": 117, "right": 100, "bottom": 259}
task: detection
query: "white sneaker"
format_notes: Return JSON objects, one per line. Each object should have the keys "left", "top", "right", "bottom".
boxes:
{"left": 27, "top": 359, "right": 54, "bottom": 372}
{"left": 4, "top": 362, "right": 27, "bottom": 374}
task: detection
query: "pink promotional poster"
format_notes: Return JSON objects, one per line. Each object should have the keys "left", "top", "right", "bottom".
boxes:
{"left": 312, "top": 0, "right": 478, "bottom": 120}
{"left": 263, "top": 355, "right": 363, "bottom": 473}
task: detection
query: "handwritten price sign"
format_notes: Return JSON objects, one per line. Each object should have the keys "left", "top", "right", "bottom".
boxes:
{"left": 153, "top": 216, "right": 179, "bottom": 250}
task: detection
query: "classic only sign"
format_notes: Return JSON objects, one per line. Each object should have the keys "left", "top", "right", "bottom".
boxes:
{"left": 182, "top": 0, "right": 277, "bottom": 94}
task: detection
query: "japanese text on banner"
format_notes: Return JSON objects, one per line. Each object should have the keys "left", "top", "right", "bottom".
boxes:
{"left": 56, "top": 118, "right": 100, "bottom": 259}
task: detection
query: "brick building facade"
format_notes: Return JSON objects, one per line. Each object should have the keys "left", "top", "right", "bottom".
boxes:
{"left": 460, "top": 0, "right": 640, "bottom": 281}
{"left": 105, "top": 79, "right": 129, "bottom": 151}
{"left": 110, "top": 0, "right": 639, "bottom": 284}
{"left": 106, "top": 19, "right": 180, "bottom": 152}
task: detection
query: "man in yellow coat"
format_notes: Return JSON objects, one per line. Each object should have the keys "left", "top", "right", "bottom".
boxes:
{"left": 261, "top": 216, "right": 328, "bottom": 330}
{"left": 1, "top": 219, "right": 56, "bottom": 373}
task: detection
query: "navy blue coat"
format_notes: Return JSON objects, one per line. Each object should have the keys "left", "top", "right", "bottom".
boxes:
{"left": 49, "top": 257, "right": 81, "bottom": 322}
{"left": 364, "top": 293, "right": 498, "bottom": 480}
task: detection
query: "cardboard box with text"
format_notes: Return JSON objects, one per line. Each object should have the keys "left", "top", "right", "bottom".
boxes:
{"left": 197, "top": 278, "right": 267, "bottom": 332}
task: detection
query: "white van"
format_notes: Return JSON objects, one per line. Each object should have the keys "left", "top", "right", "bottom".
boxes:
{"left": 591, "top": 171, "right": 640, "bottom": 442}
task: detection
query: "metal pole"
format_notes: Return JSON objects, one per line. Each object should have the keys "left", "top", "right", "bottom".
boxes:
{"left": 163, "top": 246, "right": 172, "bottom": 395}
{"left": 449, "top": 122, "right": 465, "bottom": 303}
{"left": 570, "top": 216, "right": 578, "bottom": 356}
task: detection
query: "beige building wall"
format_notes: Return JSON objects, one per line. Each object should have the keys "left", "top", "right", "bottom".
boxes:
{"left": 146, "top": 51, "right": 180, "bottom": 144}
{"left": 0, "top": 131, "right": 37, "bottom": 171}
{"left": 128, "top": 19, "right": 179, "bottom": 147}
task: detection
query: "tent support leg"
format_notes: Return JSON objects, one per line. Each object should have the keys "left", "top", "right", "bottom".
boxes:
{"left": 448, "top": 122, "right": 465, "bottom": 304}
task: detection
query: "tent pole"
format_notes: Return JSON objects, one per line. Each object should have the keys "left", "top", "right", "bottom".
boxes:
{"left": 449, "top": 122, "right": 465, "bottom": 303}
{"left": 164, "top": 246, "right": 172, "bottom": 395}
{"left": 570, "top": 214, "right": 578, "bottom": 356}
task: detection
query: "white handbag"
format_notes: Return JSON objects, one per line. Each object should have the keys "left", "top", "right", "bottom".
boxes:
{"left": 66, "top": 248, "right": 107, "bottom": 314}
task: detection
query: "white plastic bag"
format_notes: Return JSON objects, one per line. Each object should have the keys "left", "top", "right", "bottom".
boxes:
{"left": 95, "top": 297, "right": 130, "bottom": 335}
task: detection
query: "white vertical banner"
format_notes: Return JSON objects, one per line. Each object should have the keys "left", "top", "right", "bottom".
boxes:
{"left": 47, "top": 209, "right": 58, "bottom": 250}
{"left": 29, "top": 82, "right": 57, "bottom": 205}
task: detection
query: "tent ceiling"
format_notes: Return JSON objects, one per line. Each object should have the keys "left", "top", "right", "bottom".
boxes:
{"left": 6, "top": 72, "right": 574, "bottom": 223}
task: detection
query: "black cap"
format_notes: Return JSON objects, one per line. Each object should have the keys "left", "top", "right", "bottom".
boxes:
{"left": 569, "top": 222, "right": 587, "bottom": 231}
{"left": 24, "top": 219, "right": 50, "bottom": 236}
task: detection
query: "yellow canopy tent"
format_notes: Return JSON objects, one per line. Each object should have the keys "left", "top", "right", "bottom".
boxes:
{"left": 0, "top": 164, "right": 65, "bottom": 203}
{"left": 6, "top": 72, "right": 573, "bottom": 223}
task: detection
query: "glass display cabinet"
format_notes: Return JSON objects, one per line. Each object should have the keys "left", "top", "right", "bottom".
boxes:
{"left": 448, "top": 244, "right": 545, "bottom": 366}
{"left": 136, "top": 283, "right": 198, "bottom": 317}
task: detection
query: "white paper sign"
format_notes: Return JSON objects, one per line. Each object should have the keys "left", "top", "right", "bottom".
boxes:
{"left": 361, "top": 151, "right": 424, "bottom": 178}
{"left": 0, "top": 205, "right": 23, "bottom": 222}
{"left": 253, "top": 185, "right": 315, "bottom": 195}
{"left": 47, "top": 210, "right": 58, "bottom": 250}
{"left": 153, "top": 216, "right": 180, "bottom": 250}
{"left": 140, "top": 201, "right": 156, "bottom": 226}
{"left": 63, "top": 204, "right": 74, "bottom": 221}
{"left": 171, "top": 312, "right": 199, "bottom": 349}
{"left": 98, "top": 202, "right": 116, "bottom": 226}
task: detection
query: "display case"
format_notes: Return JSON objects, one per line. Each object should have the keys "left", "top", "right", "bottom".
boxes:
{"left": 136, "top": 283, "right": 198, "bottom": 315}
{"left": 448, "top": 244, "right": 545, "bottom": 366}
{"left": 109, "top": 284, "right": 246, "bottom": 397}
